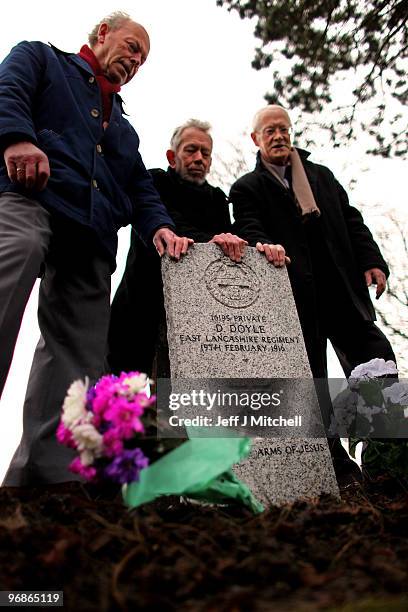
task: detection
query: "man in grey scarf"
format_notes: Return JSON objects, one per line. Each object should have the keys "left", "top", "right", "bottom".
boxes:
{"left": 231, "top": 105, "right": 395, "bottom": 486}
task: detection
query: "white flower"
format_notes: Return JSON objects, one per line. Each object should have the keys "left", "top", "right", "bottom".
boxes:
{"left": 404, "top": 408, "right": 408, "bottom": 419}
{"left": 62, "top": 378, "right": 89, "bottom": 428}
{"left": 349, "top": 358, "right": 398, "bottom": 388}
{"left": 332, "top": 388, "right": 359, "bottom": 413}
{"left": 357, "top": 401, "right": 385, "bottom": 423}
{"left": 329, "top": 389, "right": 359, "bottom": 435}
{"left": 122, "top": 373, "right": 151, "bottom": 395}
{"left": 71, "top": 422, "right": 103, "bottom": 456}
{"left": 383, "top": 382, "right": 408, "bottom": 406}
{"left": 80, "top": 449, "right": 95, "bottom": 467}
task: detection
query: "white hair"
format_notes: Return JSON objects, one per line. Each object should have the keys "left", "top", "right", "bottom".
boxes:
{"left": 170, "top": 119, "right": 213, "bottom": 151}
{"left": 252, "top": 105, "right": 292, "bottom": 132}
{"left": 88, "top": 11, "right": 132, "bottom": 47}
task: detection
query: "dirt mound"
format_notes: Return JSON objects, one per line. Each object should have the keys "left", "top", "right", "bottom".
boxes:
{"left": 0, "top": 476, "right": 407, "bottom": 611}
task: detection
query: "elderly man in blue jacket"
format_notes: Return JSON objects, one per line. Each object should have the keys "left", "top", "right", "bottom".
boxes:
{"left": 0, "top": 11, "right": 192, "bottom": 486}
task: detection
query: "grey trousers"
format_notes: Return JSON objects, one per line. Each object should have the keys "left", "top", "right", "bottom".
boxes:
{"left": 0, "top": 193, "right": 111, "bottom": 486}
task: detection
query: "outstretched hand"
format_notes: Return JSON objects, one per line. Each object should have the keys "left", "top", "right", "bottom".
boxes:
{"left": 209, "top": 233, "right": 248, "bottom": 262}
{"left": 153, "top": 227, "right": 194, "bottom": 260}
{"left": 256, "top": 242, "right": 291, "bottom": 267}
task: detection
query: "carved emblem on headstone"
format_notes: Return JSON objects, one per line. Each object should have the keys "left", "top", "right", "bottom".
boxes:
{"left": 161, "top": 245, "right": 339, "bottom": 507}
{"left": 204, "top": 258, "right": 260, "bottom": 308}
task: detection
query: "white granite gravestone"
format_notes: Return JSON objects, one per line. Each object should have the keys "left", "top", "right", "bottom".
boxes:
{"left": 161, "top": 244, "right": 339, "bottom": 506}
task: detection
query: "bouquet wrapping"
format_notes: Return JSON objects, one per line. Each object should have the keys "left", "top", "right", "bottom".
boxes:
{"left": 58, "top": 372, "right": 263, "bottom": 513}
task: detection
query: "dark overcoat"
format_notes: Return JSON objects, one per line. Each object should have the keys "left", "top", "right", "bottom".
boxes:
{"left": 230, "top": 150, "right": 389, "bottom": 372}
{"left": 108, "top": 167, "right": 231, "bottom": 374}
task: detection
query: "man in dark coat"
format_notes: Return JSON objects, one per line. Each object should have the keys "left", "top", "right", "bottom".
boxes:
{"left": 230, "top": 105, "right": 396, "bottom": 485}
{"left": 0, "top": 12, "right": 191, "bottom": 486}
{"left": 107, "top": 119, "right": 255, "bottom": 376}
{"left": 231, "top": 105, "right": 395, "bottom": 379}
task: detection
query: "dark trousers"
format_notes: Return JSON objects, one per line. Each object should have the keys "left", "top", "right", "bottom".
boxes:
{"left": 320, "top": 311, "right": 396, "bottom": 378}
{"left": 0, "top": 193, "right": 111, "bottom": 486}
{"left": 107, "top": 236, "right": 165, "bottom": 377}
{"left": 297, "top": 292, "right": 396, "bottom": 442}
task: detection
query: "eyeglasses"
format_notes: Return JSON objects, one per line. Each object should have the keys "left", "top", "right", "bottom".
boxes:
{"left": 261, "top": 125, "right": 292, "bottom": 136}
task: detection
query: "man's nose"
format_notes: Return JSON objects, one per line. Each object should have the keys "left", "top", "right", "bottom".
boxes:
{"left": 192, "top": 151, "right": 204, "bottom": 162}
{"left": 273, "top": 127, "right": 287, "bottom": 139}
{"left": 129, "top": 54, "right": 142, "bottom": 69}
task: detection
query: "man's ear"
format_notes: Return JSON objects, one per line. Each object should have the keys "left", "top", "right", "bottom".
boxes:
{"left": 166, "top": 149, "right": 176, "bottom": 168}
{"left": 251, "top": 131, "right": 259, "bottom": 147}
{"left": 98, "top": 23, "right": 109, "bottom": 43}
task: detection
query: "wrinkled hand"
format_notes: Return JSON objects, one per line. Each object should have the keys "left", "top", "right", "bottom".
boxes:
{"left": 4, "top": 141, "right": 50, "bottom": 191}
{"left": 209, "top": 233, "right": 248, "bottom": 263}
{"left": 365, "top": 267, "right": 386, "bottom": 299}
{"left": 256, "top": 242, "right": 290, "bottom": 267}
{"left": 153, "top": 227, "right": 194, "bottom": 260}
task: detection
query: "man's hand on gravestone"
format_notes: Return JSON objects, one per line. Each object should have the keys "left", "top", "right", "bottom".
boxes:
{"left": 4, "top": 141, "right": 50, "bottom": 191}
{"left": 256, "top": 242, "right": 291, "bottom": 267}
{"left": 209, "top": 233, "right": 248, "bottom": 263}
{"left": 365, "top": 267, "right": 386, "bottom": 299}
{"left": 153, "top": 227, "right": 194, "bottom": 260}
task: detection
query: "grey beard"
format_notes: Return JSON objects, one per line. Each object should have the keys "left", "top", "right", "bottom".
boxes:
{"left": 178, "top": 168, "right": 207, "bottom": 186}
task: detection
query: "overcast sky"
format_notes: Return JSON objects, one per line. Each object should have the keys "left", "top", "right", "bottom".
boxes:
{"left": 0, "top": 1, "right": 406, "bottom": 480}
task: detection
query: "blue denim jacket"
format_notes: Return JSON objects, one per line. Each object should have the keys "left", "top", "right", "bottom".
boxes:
{"left": 0, "top": 41, "right": 174, "bottom": 263}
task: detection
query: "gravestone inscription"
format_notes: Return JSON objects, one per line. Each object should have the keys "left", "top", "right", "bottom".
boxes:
{"left": 161, "top": 243, "right": 339, "bottom": 506}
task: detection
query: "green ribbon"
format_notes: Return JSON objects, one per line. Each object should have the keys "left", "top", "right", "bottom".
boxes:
{"left": 123, "top": 436, "right": 264, "bottom": 514}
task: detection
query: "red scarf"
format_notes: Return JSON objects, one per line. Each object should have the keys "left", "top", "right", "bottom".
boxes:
{"left": 78, "top": 44, "right": 121, "bottom": 124}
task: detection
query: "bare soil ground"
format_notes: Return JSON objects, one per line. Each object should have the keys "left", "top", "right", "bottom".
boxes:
{"left": 0, "top": 475, "right": 407, "bottom": 611}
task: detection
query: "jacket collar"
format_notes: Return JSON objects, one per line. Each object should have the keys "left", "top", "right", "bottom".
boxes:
{"left": 49, "top": 43, "right": 93, "bottom": 73}
{"left": 48, "top": 43, "right": 127, "bottom": 114}
{"left": 254, "top": 147, "right": 316, "bottom": 192}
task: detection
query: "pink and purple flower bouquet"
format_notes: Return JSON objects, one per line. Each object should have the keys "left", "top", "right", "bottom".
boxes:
{"left": 57, "top": 372, "right": 155, "bottom": 485}
{"left": 58, "top": 372, "right": 263, "bottom": 513}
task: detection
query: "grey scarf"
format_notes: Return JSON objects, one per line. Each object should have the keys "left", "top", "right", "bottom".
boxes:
{"left": 262, "top": 148, "right": 321, "bottom": 217}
